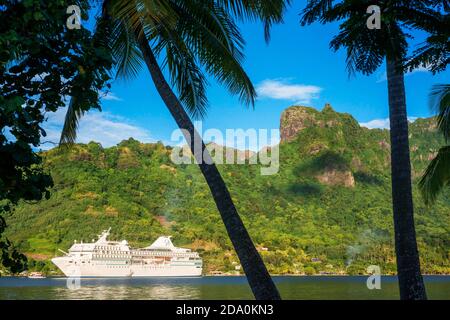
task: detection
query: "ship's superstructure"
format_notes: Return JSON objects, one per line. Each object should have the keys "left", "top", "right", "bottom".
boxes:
{"left": 51, "top": 228, "right": 202, "bottom": 277}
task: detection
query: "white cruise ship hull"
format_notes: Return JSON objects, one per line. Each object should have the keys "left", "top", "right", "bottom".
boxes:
{"left": 52, "top": 257, "right": 202, "bottom": 278}
{"left": 51, "top": 230, "right": 203, "bottom": 278}
{"left": 131, "top": 265, "right": 202, "bottom": 277}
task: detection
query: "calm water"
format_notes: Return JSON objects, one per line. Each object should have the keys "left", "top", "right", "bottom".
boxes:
{"left": 0, "top": 276, "right": 449, "bottom": 300}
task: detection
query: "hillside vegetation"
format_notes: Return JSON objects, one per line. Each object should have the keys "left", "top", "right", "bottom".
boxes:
{"left": 2, "top": 105, "right": 449, "bottom": 275}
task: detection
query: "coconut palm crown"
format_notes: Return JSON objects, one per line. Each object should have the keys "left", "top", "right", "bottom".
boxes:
{"left": 59, "top": 0, "right": 291, "bottom": 300}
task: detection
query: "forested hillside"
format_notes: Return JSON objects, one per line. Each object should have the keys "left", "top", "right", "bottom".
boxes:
{"left": 2, "top": 106, "right": 449, "bottom": 275}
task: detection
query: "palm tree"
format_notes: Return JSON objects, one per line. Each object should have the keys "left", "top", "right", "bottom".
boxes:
{"left": 299, "top": 0, "right": 445, "bottom": 300}
{"left": 60, "top": 0, "right": 289, "bottom": 300}
{"left": 419, "top": 85, "right": 450, "bottom": 204}
{"left": 405, "top": 0, "right": 449, "bottom": 74}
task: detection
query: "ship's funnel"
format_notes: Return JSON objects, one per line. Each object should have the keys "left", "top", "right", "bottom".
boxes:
{"left": 147, "top": 236, "right": 175, "bottom": 249}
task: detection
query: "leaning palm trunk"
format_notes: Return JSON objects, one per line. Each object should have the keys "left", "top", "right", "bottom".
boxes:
{"left": 386, "top": 59, "right": 427, "bottom": 300}
{"left": 134, "top": 27, "right": 281, "bottom": 300}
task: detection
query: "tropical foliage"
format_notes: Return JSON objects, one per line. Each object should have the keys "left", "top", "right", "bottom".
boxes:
{"left": 413, "top": 4, "right": 449, "bottom": 205}
{"left": 419, "top": 85, "right": 450, "bottom": 204}
{"left": 0, "top": 0, "right": 112, "bottom": 273}
{"left": 299, "top": 0, "right": 449, "bottom": 300}
{"left": 3, "top": 109, "right": 449, "bottom": 277}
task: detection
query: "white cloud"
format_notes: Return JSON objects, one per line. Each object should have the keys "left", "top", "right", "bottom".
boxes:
{"left": 256, "top": 79, "right": 322, "bottom": 104}
{"left": 360, "top": 118, "right": 390, "bottom": 129}
{"left": 408, "top": 66, "right": 429, "bottom": 75}
{"left": 40, "top": 109, "right": 153, "bottom": 150}
{"left": 360, "top": 117, "right": 418, "bottom": 130}
{"left": 376, "top": 66, "right": 430, "bottom": 83}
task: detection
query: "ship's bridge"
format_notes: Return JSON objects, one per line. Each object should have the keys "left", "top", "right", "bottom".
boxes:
{"left": 68, "top": 228, "right": 131, "bottom": 253}
{"left": 69, "top": 243, "right": 96, "bottom": 252}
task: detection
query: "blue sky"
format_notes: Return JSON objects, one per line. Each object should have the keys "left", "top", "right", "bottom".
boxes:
{"left": 43, "top": 0, "right": 449, "bottom": 151}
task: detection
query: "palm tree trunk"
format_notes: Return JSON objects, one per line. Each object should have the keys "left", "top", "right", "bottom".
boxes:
{"left": 386, "top": 58, "right": 427, "bottom": 300}
{"left": 134, "top": 29, "right": 281, "bottom": 300}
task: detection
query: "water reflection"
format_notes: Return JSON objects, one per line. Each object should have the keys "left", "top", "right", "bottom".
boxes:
{"left": 0, "top": 276, "right": 449, "bottom": 300}
{"left": 51, "top": 278, "right": 203, "bottom": 300}
{"left": 53, "top": 284, "right": 201, "bottom": 300}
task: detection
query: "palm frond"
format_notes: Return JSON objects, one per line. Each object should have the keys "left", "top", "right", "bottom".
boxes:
{"left": 161, "top": 0, "right": 256, "bottom": 107}
{"left": 155, "top": 26, "right": 209, "bottom": 119}
{"left": 111, "top": 0, "right": 177, "bottom": 34}
{"left": 419, "top": 146, "right": 450, "bottom": 205}
{"left": 332, "top": 30, "right": 382, "bottom": 75}
{"left": 430, "top": 84, "right": 450, "bottom": 141}
{"left": 59, "top": 6, "right": 112, "bottom": 146}
{"left": 217, "top": 0, "right": 290, "bottom": 42}
{"left": 60, "top": 0, "right": 283, "bottom": 139}
{"left": 407, "top": 38, "right": 450, "bottom": 74}
{"left": 110, "top": 18, "right": 144, "bottom": 81}
{"left": 59, "top": 96, "right": 85, "bottom": 146}
{"left": 428, "top": 0, "right": 450, "bottom": 12}
{"left": 300, "top": 0, "right": 334, "bottom": 26}
{"left": 406, "top": 10, "right": 449, "bottom": 73}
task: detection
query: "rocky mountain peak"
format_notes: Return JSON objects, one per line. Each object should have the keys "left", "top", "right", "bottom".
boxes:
{"left": 280, "top": 104, "right": 349, "bottom": 143}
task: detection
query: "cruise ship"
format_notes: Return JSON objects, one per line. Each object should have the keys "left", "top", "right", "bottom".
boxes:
{"left": 51, "top": 228, "right": 202, "bottom": 277}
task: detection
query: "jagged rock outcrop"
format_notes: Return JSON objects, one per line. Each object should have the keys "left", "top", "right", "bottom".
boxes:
{"left": 280, "top": 106, "right": 318, "bottom": 143}
{"left": 280, "top": 103, "right": 347, "bottom": 142}
{"left": 316, "top": 169, "right": 355, "bottom": 188}
{"left": 281, "top": 103, "right": 360, "bottom": 187}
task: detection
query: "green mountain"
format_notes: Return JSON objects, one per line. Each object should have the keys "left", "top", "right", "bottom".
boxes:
{"left": 2, "top": 105, "right": 449, "bottom": 275}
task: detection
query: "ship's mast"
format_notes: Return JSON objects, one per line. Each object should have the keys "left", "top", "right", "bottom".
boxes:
{"left": 97, "top": 227, "right": 111, "bottom": 243}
